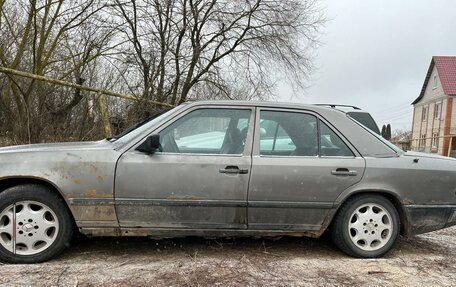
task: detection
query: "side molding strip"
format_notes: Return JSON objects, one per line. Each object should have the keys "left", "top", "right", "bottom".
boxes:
{"left": 70, "top": 198, "right": 335, "bottom": 209}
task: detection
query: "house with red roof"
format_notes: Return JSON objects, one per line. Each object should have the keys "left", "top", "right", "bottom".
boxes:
{"left": 411, "top": 56, "right": 456, "bottom": 157}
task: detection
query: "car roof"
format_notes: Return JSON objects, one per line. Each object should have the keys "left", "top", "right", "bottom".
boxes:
{"left": 184, "top": 100, "right": 374, "bottom": 115}
{"left": 184, "top": 100, "right": 348, "bottom": 115}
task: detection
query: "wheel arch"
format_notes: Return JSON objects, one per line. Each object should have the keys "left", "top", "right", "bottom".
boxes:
{"left": 0, "top": 176, "right": 76, "bottom": 225}
{"left": 331, "top": 190, "right": 409, "bottom": 236}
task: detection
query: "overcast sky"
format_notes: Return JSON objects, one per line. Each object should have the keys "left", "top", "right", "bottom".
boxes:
{"left": 280, "top": 0, "right": 456, "bottom": 132}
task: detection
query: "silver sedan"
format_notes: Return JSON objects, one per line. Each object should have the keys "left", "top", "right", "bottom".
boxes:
{"left": 0, "top": 101, "right": 455, "bottom": 263}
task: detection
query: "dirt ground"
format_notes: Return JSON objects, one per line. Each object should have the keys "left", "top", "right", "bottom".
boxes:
{"left": 0, "top": 226, "right": 455, "bottom": 287}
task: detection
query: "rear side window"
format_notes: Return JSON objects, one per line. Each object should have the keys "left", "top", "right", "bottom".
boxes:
{"left": 259, "top": 111, "right": 317, "bottom": 156}
{"left": 347, "top": 112, "right": 380, "bottom": 135}
{"left": 320, "top": 121, "right": 354, "bottom": 157}
{"left": 259, "top": 110, "right": 355, "bottom": 157}
{"left": 259, "top": 119, "right": 297, "bottom": 153}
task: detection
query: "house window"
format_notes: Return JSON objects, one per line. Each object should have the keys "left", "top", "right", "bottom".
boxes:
{"left": 420, "top": 134, "right": 426, "bottom": 147}
{"left": 434, "top": 103, "right": 441, "bottom": 120}
{"left": 422, "top": 106, "right": 427, "bottom": 121}
{"left": 432, "top": 133, "right": 439, "bottom": 148}
{"left": 433, "top": 74, "right": 438, "bottom": 89}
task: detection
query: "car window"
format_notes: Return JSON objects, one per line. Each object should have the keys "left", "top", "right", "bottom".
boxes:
{"left": 259, "top": 111, "right": 317, "bottom": 156}
{"left": 158, "top": 108, "right": 251, "bottom": 154}
{"left": 347, "top": 111, "right": 380, "bottom": 135}
{"left": 319, "top": 121, "right": 354, "bottom": 157}
{"left": 259, "top": 119, "right": 296, "bottom": 153}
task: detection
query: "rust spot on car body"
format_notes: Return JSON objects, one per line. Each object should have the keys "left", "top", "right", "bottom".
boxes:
{"left": 87, "top": 163, "right": 98, "bottom": 172}
{"left": 84, "top": 188, "right": 98, "bottom": 197}
{"left": 80, "top": 227, "right": 121, "bottom": 237}
{"left": 70, "top": 205, "right": 117, "bottom": 221}
{"left": 81, "top": 188, "right": 112, "bottom": 198}
{"left": 96, "top": 176, "right": 104, "bottom": 183}
{"left": 74, "top": 179, "right": 81, "bottom": 185}
{"left": 401, "top": 198, "right": 414, "bottom": 205}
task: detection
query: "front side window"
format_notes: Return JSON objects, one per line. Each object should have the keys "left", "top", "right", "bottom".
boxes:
{"left": 158, "top": 108, "right": 251, "bottom": 155}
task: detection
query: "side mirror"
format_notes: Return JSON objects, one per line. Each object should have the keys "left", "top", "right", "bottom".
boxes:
{"left": 136, "top": 134, "right": 161, "bottom": 154}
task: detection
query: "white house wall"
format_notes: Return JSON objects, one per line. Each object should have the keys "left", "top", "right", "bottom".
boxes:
{"left": 411, "top": 65, "right": 447, "bottom": 153}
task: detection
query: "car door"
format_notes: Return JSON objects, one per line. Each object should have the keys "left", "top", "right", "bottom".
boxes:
{"left": 248, "top": 108, "right": 365, "bottom": 231}
{"left": 115, "top": 106, "right": 254, "bottom": 229}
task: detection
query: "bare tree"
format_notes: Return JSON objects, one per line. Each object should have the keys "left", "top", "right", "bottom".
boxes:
{"left": 0, "top": 0, "right": 326, "bottom": 144}
{"left": 109, "top": 0, "right": 326, "bottom": 114}
{"left": 0, "top": 0, "right": 113, "bottom": 143}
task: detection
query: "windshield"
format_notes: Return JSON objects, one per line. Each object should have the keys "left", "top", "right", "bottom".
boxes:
{"left": 109, "top": 106, "right": 182, "bottom": 146}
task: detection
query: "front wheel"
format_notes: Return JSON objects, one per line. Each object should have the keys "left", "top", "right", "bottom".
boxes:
{"left": 0, "top": 184, "right": 74, "bottom": 263}
{"left": 331, "top": 195, "right": 400, "bottom": 258}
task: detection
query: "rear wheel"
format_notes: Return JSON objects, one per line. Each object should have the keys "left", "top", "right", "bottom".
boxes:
{"left": 0, "top": 184, "right": 74, "bottom": 263}
{"left": 331, "top": 195, "right": 400, "bottom": 258}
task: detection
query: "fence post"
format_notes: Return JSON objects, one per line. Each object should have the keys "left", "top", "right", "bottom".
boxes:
{"left": 97, "top": 92, "right": 112, "bottom": 138}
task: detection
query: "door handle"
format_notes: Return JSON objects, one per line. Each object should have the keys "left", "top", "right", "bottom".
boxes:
{"left": 331, "top": 168, "right": 357, "bottom": 176}
{"left": 219, "top": 166, "right": 249, "bottom": 174}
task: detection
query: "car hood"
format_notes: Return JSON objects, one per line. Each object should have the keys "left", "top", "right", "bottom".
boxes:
{"left": 404, "top": 151, "right": 456, "bottom": 161}
{"left": 0, "top": 140, "right": 112, "bottom": 154}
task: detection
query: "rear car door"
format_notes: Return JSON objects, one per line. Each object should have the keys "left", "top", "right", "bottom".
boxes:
{"left": 115, "top": 106, "right": 254, "bottom": 229}
{"left": 248, "top": 108, "right": 365, "bottom": 231}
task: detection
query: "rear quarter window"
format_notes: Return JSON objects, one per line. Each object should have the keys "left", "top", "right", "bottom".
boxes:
{"left": 347, "top": 112, "right": 380, "bottom": 135}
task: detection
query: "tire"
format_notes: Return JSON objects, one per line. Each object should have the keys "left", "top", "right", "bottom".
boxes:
{"left": 331, "top": 194, "right": 400, "bottom": 258}
{"left": 0, "top": 184, "right": 74, "bottom": 263}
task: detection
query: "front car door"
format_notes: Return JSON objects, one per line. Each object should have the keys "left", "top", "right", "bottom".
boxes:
{"left": 115, "top": 106, "right": 254, "bottom": 229}
{"left": 248, "top": 108, "right": 366, "bottom": 231}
